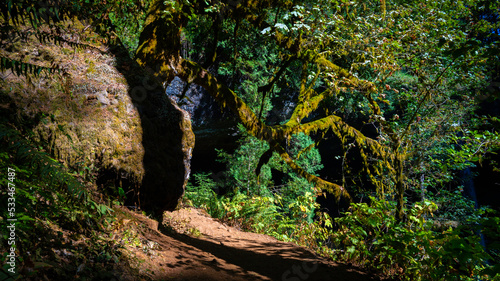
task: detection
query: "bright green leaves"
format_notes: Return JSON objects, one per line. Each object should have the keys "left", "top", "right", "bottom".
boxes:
{"left": 186, "top": 126, "right": 323, "bottom": 235}
{"left": 154, "top": 2, "right": 500, "bottom": 280}
{"left": 108, "top": 1, "right": 149, "bottom": 55}
{"left": 332, "top": 196, "right": 497, "bottom": 280}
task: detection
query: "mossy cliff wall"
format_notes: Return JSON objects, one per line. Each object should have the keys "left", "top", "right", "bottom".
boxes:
{"left": 0, "top": 20, "right": 194, "bottom": 214}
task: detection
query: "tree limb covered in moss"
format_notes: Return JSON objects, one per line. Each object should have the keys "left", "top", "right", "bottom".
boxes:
{"left": 134, "top": 0, "right": 398, "bottom": 203}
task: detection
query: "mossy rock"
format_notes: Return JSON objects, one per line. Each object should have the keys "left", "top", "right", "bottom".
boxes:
{"left": 0, "top": 18, "right": 194, "bottom": 215}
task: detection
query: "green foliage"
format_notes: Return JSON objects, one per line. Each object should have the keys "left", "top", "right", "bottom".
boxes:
{"left": 3, "top": 0, "right": 500, "bottom": 278}
{"left": 184, "top": 173, "right": 223, "bottom": 216}
{"left": 0, "top": 124, "right": 113, "bottom": 278}
{"left": 216, "top": 126, "right": 322, "bottom": 219}
{"left": 1, "top": 1, "right": 65, "bottom": 28}
{"left": 185, "top": 173, "right": 284, "bottom": 235}
{"left": 430, "top": 189, "right": 477, "bottom": 223}
{"left": 1, "top": 0, "right": 147, "bottom": 64}
{"left": 185, "top": 128, "right": 327, "bottom": 240}
{"left": 216, "top": 129, "right": 274, "bottom": 197}
{"left": 108, "top": 0, "right": 150, "bottom": 56}
{"left": 184, "top": 171, "right": 336, "bottom": 247}
{"left": 332, "top": 197, "right": 500, "bottom": 280}
{"left": 0, "top": 56, "right": 62, "bottom": 78}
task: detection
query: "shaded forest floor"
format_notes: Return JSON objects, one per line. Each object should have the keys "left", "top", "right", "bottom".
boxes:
{"left": 112, "top": 206, "right": 387, "bottom": 281}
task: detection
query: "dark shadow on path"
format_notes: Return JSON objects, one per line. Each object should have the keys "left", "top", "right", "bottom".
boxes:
{"left": 155, "top": 227, "right": 382, "bottom": 281}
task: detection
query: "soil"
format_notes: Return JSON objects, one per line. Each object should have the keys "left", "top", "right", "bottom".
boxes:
{"left": 119, "top": 206, "right": 387, "bottom": 281}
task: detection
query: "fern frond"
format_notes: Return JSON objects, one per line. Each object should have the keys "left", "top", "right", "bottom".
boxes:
{"left": 0, "top": 56, "right": 63, "bottom": 77}
{"left": 0, "top": 124, "right": 88, "bottom": 202}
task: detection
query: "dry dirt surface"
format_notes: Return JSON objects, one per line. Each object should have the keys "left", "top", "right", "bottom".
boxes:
{"left": 120, "top": 206, "right": 385, "bottom": 281}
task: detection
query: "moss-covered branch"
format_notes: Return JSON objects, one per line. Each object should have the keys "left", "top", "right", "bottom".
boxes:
{"left": 134, "top": 0, "right": 399, "bottom": 203}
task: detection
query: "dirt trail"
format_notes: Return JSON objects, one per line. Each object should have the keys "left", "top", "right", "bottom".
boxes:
{"left": 122, "top": 207, "right": 383, "bottom": 281}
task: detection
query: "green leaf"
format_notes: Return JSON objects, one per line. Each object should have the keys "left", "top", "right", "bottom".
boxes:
{"left": 118, "top": 187, "right": 125, "bottom": 197}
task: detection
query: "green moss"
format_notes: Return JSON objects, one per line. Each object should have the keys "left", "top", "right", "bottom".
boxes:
{"left": 61, "top": 47, "right": 73, "bottom": 55}
{"left": 86, "top": 60, "right": 97, "bottom": 75}
{"left": 1, "top": 18, "right": 153, "bottom": 188}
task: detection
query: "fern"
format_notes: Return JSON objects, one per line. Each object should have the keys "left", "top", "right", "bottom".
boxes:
{"left": 0, "top": 124, "right": 111, "bottom": 236}
{"left": 0, "top": 1, "right": 65, "bottom": 28}
{"left": 0, "top": 0, "right": 135, "bottom": 79}
{"left": 0, "top": 123, "right": 120, "bottom": 280}
{"left": 0, "top": 56, "right": 62, "bottom": 77}
{"left": 0, "top": 124, "right": 88, "bottom": 201}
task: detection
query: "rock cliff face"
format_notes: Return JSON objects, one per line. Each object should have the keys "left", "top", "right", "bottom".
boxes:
{"left": 165, "top": 77, "right": 239, "bottom": 173}
{"left": 0, "top": 20, "right": 194, "bottom": 215}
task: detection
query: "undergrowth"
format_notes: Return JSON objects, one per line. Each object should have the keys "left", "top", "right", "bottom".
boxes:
{"left": 184, "top": 171, "right": 334, "bottom": 254}
{"left": 0, "top": 124, "right": 128, "bottom": 280}
{"left": 331, "top": 197, "right": 500, "bottom": 280}
{"left": 185, "top": 172, "right": 500, "bottom": 280}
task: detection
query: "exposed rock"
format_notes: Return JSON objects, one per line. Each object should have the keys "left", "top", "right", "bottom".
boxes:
{"left": 136, "top": 88, "right": 194, "bottom": 215}
{"left": 96, "top": 90, "right": 110, "bottom": 105}
{"left": 166, "top": 76, "right": 235, "bottom": 127}
{"left": 166, "top": 77, "right": 239, "bottom": 173}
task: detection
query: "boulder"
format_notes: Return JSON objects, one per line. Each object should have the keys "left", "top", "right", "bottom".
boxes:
{"left": 0, "top": 19, "right": 194, "bottom": 215}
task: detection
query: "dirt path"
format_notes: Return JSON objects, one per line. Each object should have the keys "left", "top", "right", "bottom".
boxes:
{"left": 121, "top": 207, "right": 383, "bottom": 281}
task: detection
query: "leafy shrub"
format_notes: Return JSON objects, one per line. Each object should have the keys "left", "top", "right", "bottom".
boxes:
{"left": 216, "top": 126, "right": 322, "bottom": 218}
{"left": 185, "top": 173, "right": 281, "bottom": 232}
{"left": 331, "top": 196, "right": 500, "bottom": 280}
{"left": 184, "top": 171, "right": 335, "bottom": 244}
{"left": 429, "top": 189, "right": 477, "bottom": 223}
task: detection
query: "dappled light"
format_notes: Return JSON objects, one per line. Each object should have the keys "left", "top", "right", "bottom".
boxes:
{"left": 1, "top": 0, "right": 500, "bottom": 280}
